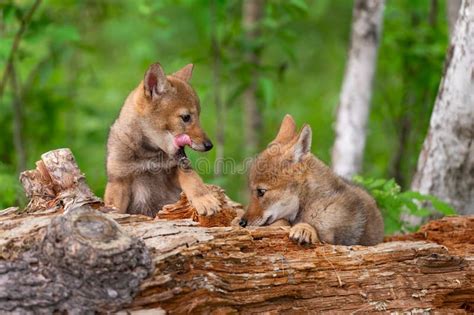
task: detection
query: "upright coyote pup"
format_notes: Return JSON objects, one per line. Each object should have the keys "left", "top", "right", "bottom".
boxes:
{"left": 105, "top": 62, "right": 220, "bottom": 217}
{"left": 241, "top": 115, "right": 384, "bottom": 245}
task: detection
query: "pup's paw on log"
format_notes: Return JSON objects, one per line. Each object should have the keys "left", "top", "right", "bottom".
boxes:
{"left": 191, "top": 192, "right": 221, "bottom": 216}
{"left": 289, "top": 223, "right": 319, "bottom": 245}
{"left": 157, "top": 185, "right": 244, "bottom": 227}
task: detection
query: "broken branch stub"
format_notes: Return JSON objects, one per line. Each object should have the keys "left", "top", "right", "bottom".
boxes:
{"left": 19, "top": 148, "right": 101, "bottom": 212}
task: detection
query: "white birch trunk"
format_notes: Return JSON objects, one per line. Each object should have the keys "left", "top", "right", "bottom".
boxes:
{"left": 410, "top": 0, "right": 474, "bottom": 217}
{"left": 331, "top": 0, "right": 385, "bottom": 179}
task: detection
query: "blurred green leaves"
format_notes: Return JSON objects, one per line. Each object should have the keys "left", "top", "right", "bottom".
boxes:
{"left": 353, "top": 176, "right": 455, "bottom": 234}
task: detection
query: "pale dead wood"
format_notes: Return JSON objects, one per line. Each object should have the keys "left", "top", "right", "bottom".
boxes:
{"left": 1, "top": 148, "right": 473, "bottom": 313}
{"left": 19, "top": 148, "right": 101, "bottom": 212}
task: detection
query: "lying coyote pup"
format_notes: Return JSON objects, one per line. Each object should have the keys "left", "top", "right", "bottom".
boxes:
{"left": 105, "top": 62, "right": 219, "bottom": 217}
{"left": 240, "top": 115, "right": 384, "bottom": 246}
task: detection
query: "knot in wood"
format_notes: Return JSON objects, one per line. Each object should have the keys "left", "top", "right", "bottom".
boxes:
{"left": 39, "top": 206, "right": 154, "bottom": 312}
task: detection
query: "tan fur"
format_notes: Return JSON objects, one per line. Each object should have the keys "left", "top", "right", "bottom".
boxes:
{"left": 105, "top": 62, "right": 219, "bottom": 217}
{"left": 243, "top": 114, "right": 384, "bottom": 246}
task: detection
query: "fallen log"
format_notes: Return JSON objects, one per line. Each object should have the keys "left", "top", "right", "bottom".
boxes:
{"left": 0, "top": 149, "right": 473, "bottom": 313}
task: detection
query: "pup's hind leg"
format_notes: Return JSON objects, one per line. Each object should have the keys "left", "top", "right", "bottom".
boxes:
{"left": 316, "top": 203, "right": 364, "bottom": 245}
{"left": 104, "top": 181, "right": 131, "bottom": 213}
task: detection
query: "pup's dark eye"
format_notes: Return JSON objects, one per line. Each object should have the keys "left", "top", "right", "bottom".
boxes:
{"left": 256, "top": 188, "right": 266, "bottom": 198}
{"left": 181, "top": 114, "right": 191, "bottom": 123}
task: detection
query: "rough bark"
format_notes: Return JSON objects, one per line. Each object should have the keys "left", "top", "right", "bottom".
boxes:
{"left": 331, "top": 0, "right": 385, "bottom": 179}
{"left": 447, "top": 0, "right": 462, "bottom": 39}
{"left": 1, "top": 148, "right": 473, "bottom": 313}
{"left": 0, "top": 206, "right": 153, "bottom": 313}
{"left": 410, "top": 0, "right": 474, "bottom": 217}
{"left": 242, "top": 0, "right": 264, "bottom": 154}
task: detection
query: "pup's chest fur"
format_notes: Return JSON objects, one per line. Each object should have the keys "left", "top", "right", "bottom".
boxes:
{"left": 107, "top": 122, "right": 182, "bottom": 217}
{"left": 128, "top": 170, "right": 181, "bottom": 217}
{"left": 126, "top": 151, "right": 182, "bottom": 217}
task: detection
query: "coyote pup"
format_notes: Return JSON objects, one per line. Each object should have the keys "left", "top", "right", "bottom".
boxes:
{"left": 240, "top": 115, "right": 384, "bottom": 245}
{"left": 105, "top": 62, "right": 220, "bottom": 217}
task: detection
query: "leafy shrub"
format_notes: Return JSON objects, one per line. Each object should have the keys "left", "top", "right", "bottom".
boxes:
{"left": 353, "top": 176, "right": 455, "bottom": 235}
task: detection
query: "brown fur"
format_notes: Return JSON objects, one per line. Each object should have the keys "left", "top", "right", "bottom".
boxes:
{"left": 242, "top": 114, "right": 384, "bottom": 246}
{"left": 105, "top": 62, "right": 219, "bottom": 217}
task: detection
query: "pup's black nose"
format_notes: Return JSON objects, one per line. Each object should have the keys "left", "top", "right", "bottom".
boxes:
{"left": 203, "top": 140, "right": 213, "bottom": 151}
{"left": 239, "top": 218, "right": 248, "bottom": 228}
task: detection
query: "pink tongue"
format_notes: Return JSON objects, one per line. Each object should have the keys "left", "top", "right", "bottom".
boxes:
{"left": 174, "top": 134, "right": 192, "bottom": 148}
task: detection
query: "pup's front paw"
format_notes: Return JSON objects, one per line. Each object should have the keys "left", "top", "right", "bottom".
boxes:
{"left": 190, "top": 193, "right": 221, "bottom": 216}
{"left": 289, "top": 223, "right": 319, "bottom": 245}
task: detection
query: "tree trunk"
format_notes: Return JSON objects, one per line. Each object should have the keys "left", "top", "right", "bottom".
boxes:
{"left": 447, "top": 0, "right": 462, "bottom": 39}
{"left": 429, "top": 0, "right": 439, "bottom": 27}
{"left": 1, "top": 148, "right": 474, "bottom": 313}
{"left": 9, "top": 64, "right": 27, "bottom": 174}
{"left": 242, "top": 0, "right": 264, "bottom": 155}
{"left": 0, "top": 0, "right": 41, "bottom": 98}
{"left": 410, "top": 0, "right": 474, "bottom": 218}
{"left": 331, "top": 0, "right": 385, "bottom": 179}
{"left": 211, "top": 0, "right": 225, "bottom": 176}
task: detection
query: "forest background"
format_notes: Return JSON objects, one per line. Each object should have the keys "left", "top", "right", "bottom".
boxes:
{"left": 0, "top": 0, "right": 456, "bottom": 233}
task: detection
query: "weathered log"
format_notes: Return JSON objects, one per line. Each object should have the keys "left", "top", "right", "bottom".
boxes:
{"left": 1, "top": 149, "right": 473, "bottom": 313}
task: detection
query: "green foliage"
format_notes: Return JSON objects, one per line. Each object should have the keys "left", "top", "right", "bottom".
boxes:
{"left": 353, "top": 176, "right": 456, "bottom": 234}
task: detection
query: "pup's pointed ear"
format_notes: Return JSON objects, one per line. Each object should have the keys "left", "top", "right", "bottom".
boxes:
{"left": 144, "top": 62, "right": 170, "bottom": 99}
{"left": 271, "top": 114, "right": 297, "bottom": 145}
{"left": 292, "top": 124, "right": 312, "bottom": 162}
{"left": 172, "top": 64, "right": 194, "bottom": 82}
